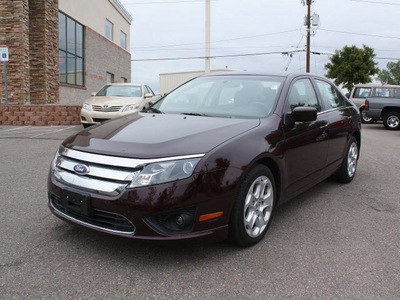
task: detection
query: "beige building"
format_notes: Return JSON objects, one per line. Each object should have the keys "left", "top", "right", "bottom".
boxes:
{"left": 59, "top": 0, "right": 133, "bottom": 104}
{"left": 0, "top": 0, "right": 132, "bottom": 106}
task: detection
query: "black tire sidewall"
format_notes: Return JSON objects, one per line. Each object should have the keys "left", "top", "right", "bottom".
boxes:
{"left": 228, "top": 164, "right": 276, "bottom": 247}
{"left": 383, "top": 112, "right": 400, "bottom": 130}
{"left": 334, "top": 137, "right": 358, "bottom": 183}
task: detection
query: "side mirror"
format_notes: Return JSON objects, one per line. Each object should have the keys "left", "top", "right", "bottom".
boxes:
{"left": 144, "top": 93, "right": 153, "bottom": 99}
{"left": 91, "top": 92, "right": 96, "bottom": 97}
{"left": 345, "top": 93, "right": 350, "bottom": 98}
{"left": 289, "top": 106, "right": 317, "bottom": 123}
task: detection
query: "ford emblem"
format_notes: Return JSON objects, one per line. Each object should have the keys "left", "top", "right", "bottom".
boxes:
{"left": 73, "top": 164, "right": 90, "bottom": 175}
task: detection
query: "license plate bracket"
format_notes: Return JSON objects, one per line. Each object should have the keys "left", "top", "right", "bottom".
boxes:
{"left": 60, "top": 189, "right": 92, "bottom": 216}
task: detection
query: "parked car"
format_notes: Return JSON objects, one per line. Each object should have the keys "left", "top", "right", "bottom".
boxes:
{"left": 365, "top": 97, "right": 400, "bottom": 130}
{"left": 80, "top": 83, "right": 158, "bottom": 127}
{"left": 48, "top": 72, "right": 361, "bottom": 247}
{"left": 347, "top": 83, "right": 400, "bottom": 123}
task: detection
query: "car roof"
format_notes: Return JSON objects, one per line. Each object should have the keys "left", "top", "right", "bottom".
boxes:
{"left": 196, "top": 71, "right": 322, "bottom": 80}
{"left": 107, "top": 83, "right": 143, "bottom": 87}
{"left": 353, "top": 83, "right": 400, "bottom": 88}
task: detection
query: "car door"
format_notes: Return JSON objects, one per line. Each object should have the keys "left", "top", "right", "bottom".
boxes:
{"left": 281, "top": 77, "right": 330, "bottom": 198}
{"left": 313, "top": 79, "right": 353, "bottom": 173}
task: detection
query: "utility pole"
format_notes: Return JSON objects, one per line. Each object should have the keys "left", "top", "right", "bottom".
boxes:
{"left": 205, "top": 0, "right": 211, "bottom": 73}
{"left": 306, "top": 0, "right": 311, "bottom": 73}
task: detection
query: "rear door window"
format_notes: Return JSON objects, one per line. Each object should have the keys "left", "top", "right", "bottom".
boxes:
{"left": 373, "top": 88, "right": 391, "bottom": 97}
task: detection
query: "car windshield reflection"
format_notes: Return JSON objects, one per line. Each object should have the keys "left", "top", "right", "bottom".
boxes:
{"left": 152, "top": 75, "right": 285, "bottom": 119}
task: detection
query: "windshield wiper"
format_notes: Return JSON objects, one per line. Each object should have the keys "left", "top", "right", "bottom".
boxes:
{"left": 181, "top": 112, "right": 232, "bottom": 118}
{"left": 143, "top": 107, "right": 164, "bottom": 114}
{"left": 181, "top": 112, "right": 210, "bottom": 117}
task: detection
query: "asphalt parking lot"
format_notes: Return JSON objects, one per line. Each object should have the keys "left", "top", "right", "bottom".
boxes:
{"left": 1, "top": 124, "right": 399, "bottom": 299}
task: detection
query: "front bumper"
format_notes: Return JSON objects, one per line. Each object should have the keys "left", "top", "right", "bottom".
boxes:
{"left": 47, "top": 167, "right": 236, "bottom": 243}
{"left": 80, "top": 109, "right": 141, "bottom": 125}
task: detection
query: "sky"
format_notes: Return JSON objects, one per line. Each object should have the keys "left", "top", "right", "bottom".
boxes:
{"left": 119, "top": 0, "right": 400, "bottom": 92}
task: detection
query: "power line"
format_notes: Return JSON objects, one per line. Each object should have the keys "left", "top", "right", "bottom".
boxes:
{"left": 131, "top": 29, "right": 299, "bottom": 50}
{"left": 350, "top": 0, "right": 400, "bottom": 5}
{"left": 131, "top": 50, "right": 400, "bottom": 62}
{"left": 132, "top": 50, "right": 304, "bottom": 61}
{"left": 319, "top": 28, "right": 400, "bottom": 40}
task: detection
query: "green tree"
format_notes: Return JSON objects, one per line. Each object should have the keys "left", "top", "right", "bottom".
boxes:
{"left": 325, "top": 45, "right": 379, "bottom": 92}
{"left": 377, "top": 61, "right": 400, "bottom": 85}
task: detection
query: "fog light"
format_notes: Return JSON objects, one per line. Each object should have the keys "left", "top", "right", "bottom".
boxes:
{"left": 145, "top": 207, "right": 196, "bottom": 234}
{"left": 175, "top": 213, "right": 192, "bottom": 227}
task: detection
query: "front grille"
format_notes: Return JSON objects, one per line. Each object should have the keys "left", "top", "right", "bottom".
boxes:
{"left": 92, "top": 105, "right": 123, "bottom": 112}
{"left": 51, "top": 194, "right": 135, "bottom": 233}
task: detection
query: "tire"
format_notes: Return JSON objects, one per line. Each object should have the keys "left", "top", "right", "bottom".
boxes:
{"left": 383, "top": 112, "right": 400, "bottom": 130}
{"left": 228, "top": 165, "right": 276, "bottom": 247}
{"left": 333, "top": 137, "right": 359, "bottom": 183}
{"left": 360, "top": 108, "right": 373, "bottom": 124}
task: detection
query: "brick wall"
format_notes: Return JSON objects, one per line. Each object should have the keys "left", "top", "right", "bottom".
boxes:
{"left": 29, "top": 0, "right": 59, "bottom": 104}
{"left": 0, "top": 105, "right": 81, "bottom": 126}
{"left": 0, "top": 0, "right": 30, "bottom": 105}
{"left": 0, "top": 0, "right": 59, "bottom": 105}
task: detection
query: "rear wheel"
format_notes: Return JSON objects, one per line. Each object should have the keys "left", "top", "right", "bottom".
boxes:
{"left": 383, "top": 112, "right": 400, "bottom": 130}
{"left": 333, "top": 137, "right": 359, "bottom": 183}
{"left": 360, "top": 108, "right": 373, "bottom": 124}
{"left": 228, "top": 165, "right": 276, "bottom": 247}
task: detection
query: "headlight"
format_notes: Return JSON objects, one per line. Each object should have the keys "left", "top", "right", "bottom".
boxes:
{"left": 122, "top": 104, "right": 140, "bottom": 112}
{"left": 50, "top": 146, "right": 63, "bottom": 170}
{"left": 128, "top": 158, "right": 201, "bottom": 188}
{"left": 82, "top": 103, "right": 92, "bottom": 111}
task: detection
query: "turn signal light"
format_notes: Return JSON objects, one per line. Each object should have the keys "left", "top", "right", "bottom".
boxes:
{"left": 199, "top": 211, "right": 223, "bottom": 222}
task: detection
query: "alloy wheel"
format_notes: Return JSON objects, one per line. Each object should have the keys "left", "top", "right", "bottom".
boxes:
{"left": 243, "top": 176, "right": 274, "bottom": 238}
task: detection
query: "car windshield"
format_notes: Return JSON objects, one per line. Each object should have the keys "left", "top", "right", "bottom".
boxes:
{"left": 96, "top": 85, "right": 142, "bottom": 97}
{"left": 152, "top": 75, "right": 285, "bottom": 119}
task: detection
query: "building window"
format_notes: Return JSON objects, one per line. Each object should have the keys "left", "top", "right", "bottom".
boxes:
{"left": 106, "top": 19, "right": 113, "bottom": 41}
{"left": 106, "top": 72, "right": 114, "bottom": 84}
{"left": 121, "top": 77, "right": 127, "bottom": 83}
{"left": 120, "top": 31, "right": 127, "bottom": 49}
{"left": 59, "top": 11, "right": 84, "bottom": 86}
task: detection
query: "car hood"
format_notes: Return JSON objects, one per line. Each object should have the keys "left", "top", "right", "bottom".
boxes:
{"left": 84, "top": 96, "right": 144, "bottom": 105}
{"left": 64, "top": 113, "right": 261, "bottom": 158}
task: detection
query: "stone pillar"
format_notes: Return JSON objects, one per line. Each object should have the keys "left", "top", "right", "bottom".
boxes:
{"left": 29, "top": 0, "right": 59, "bottom": 104}
{"left": 0, "top": 0, "right": 30, "bottom": 105}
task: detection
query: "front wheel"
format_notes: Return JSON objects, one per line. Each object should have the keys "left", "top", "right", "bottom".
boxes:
{"left": 228, "top": 165, "right": 276, "bottom": 247}
{"left": 333, "top": 137, "right": 359, "bottom": 183}
{"left": 383, "top": 112, "right": 400, "bottom": 130}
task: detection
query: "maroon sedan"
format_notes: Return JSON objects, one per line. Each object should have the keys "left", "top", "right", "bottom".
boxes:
{"left": 48, "top": 72, "right": 361, "bottom": 247}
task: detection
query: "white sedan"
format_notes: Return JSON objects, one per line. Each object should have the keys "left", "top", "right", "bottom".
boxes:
{"left": 80, "top": 83, "right": 158, "bottom": 127}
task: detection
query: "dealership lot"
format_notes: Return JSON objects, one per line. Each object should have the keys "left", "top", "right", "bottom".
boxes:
{"left": 0, "top": 124, "right": 399, "bottom": 299}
